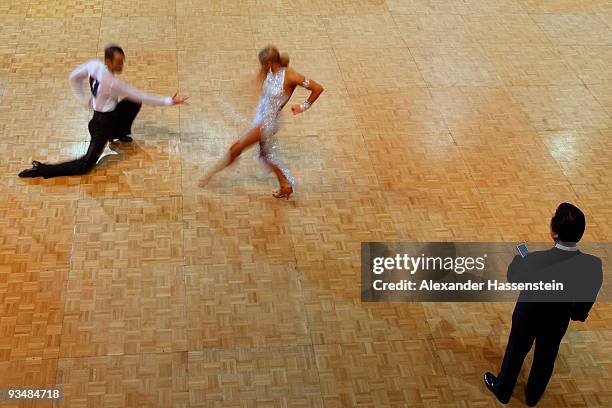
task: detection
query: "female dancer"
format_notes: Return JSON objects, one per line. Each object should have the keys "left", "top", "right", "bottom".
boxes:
{"left": 199, "top": 45, "right": 324, "bottom": 199}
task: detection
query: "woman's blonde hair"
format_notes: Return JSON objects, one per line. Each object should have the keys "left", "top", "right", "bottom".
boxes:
{"left": 258, "top": 45, "right": 289, "bottom": 67}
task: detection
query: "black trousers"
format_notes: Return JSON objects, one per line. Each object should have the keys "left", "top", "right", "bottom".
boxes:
{"left": 495, "top": 308, "right": 570, "bottom": 403}
{"left": 36, "top": 99, "right": 141, "bottom": 178}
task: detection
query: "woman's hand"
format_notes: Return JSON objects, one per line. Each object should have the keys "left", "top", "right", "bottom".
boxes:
{"left": 172, "top": 92, "right": 189, "bottom": 105}
{"left": 290, "top": 104, "right": 303, "bottom": 115}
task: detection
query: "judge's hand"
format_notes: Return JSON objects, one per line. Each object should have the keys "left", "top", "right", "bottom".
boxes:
{"left": 172, "top": 92, "right": 189, "bottom": 105}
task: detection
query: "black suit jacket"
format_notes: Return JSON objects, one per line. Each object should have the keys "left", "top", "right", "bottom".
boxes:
{"left": 507, "top": 247, "right": 603, "bottom": 330}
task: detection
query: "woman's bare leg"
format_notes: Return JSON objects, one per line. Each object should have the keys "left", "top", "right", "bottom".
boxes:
{"left": 258, "top": 141, "right": 293, "bottom": 198}
{"left": 199, "top": 126, "right": 262, "bottom": 187}
{"left": 259, "top": 154, "right": 290, "bottom": 189}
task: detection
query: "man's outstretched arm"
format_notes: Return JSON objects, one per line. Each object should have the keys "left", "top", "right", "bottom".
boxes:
{"left": 68, "top": 62, "right": 92, "bottom": 106}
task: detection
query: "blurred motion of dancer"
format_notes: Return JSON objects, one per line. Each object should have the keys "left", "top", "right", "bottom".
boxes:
{"left": 18, "top": 45, "right": 188, "bottom": 179}
{"left": 200, "top": 45, "right": 324, "bottom": 199}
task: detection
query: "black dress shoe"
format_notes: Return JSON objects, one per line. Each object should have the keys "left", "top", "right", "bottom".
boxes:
{"left": 525, "top": 389, "right": 541, "bottom": 407}
{"left": 18, "top": 161, "right": 42, "bottom": 178}
{"left": 483, "top": 372, "right": 510, "bottom": 404}
{"left": 110, "top": 134, "right": 133, "bottom": 143}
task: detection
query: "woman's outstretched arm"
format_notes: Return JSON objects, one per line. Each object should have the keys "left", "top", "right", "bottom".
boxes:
{"left": 286, "top": 68, "right": 324, "bottom": 115}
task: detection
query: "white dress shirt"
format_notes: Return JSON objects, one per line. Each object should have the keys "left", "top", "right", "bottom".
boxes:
{"left": 69, "top": 59, "right": 172, "bottom": 112}
{"left": 555, "top": 242, "right": 579, "bottom": 251}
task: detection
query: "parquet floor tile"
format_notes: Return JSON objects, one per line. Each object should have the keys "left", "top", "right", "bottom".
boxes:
{"left": 0, "top": 358, "right": 57, "bottom": 407}
{"left": 251, "top": 15, "right": 331, "bottom": 51}
{"left": 17, "top": 17, "right": 100, "bottom": 54}
{"left": 507, "top": 85, "right": 612, "bottom": 132}
{"left": 98, "top": 17, "right": 177, "bottom": 53}
{"left": 483, "top": 45, "right": 582, "bottom": 86}
{"left": 56, "top": 352, "right": 189, "bottom": 407}
{"left": 322, "top": 14, "right": 405, "bottom": 49}
{"left": 60, "top": 264, "right": 187, "bottom": 358}
{"left": 518, "top": 0, "right": 609, "bottom": 13}
{"left": 410, "top": 46, "right": 502, "bottom": 87}
{"left": 531, "top": 13, "right": 612, "bottom": 46}
{"left": 463, "top": 14, "right": 550, "bottom": 47}
{"left": 185, "top": 263, "right": 309, "bottom": 349}
{"left": 176, "top": 0, "right": 248, "bottom": 16}
{"left": 430, "top": 86, "right": 535, "bottom": 141}
{"left": 0, "top": 16, "right": 23, "bottom": 54}
{"left": 188, "top": 346, "right": 323, "bottom": 407}
{"left": 26, "top": 0, "right": 104, "bottom": 18}
{"left": 334, "top": 47, "right": 425, "bottom": 96}
{"left": 394, "top": 13, "right": 478, "bottom": 48}
{"left": 102, "top": 0, "right": 177, "bottom": 17}
{"left": 1, "top": 2, "right": 611, "bottom": 406}
{"left": 71, "top": 197, "right": 183, "bottom": 270}
{"left": 176, "top": 16, "right": 255, "bottom": 51}
{"left": 556, "top": 45, "right": 612, "bottom": 84}
{"left": 315, "top": 340, "right": 455, "bottom": 407}
{"left": 385, "top": 0, "right": 460, "bottom": 14}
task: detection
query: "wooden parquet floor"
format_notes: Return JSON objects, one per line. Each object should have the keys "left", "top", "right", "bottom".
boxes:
{"left": 1, "top": 1, "right": 611, "bottom": 406}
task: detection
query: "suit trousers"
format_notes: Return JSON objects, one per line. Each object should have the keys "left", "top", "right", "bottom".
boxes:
{"left": 495, "top": 307, "right": 570, "bottom": 403}
{"left": 35, "top": 99, "right": 141, "bottom": 178}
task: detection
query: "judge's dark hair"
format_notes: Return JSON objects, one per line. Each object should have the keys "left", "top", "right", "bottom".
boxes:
{"left": 551, "top": 202, "right": 586, "bottom": 243}
{"left": 104, "top": 45, "right": 125, "bottom": 61}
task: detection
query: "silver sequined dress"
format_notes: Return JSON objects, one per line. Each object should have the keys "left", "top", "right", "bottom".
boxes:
{"left": 252, "top": 68, "right": 295, "bottom": 186}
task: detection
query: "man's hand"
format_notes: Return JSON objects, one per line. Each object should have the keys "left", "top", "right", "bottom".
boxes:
{"left": 172, "top": 92, "right": 189, "bottom": 105}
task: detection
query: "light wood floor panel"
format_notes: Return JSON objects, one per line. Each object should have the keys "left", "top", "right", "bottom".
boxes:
{"left": 410, "top": 46, "right": 502, "bottom": 87}
{"left": 0, "top": 16, "right": 23, "bottom": 54}
{"left": 0, "top": 358, "right": 57, "bottom": 408}
{"left": 556, "top": 45, "right": 612, "bottom": 85}
{"left": 17, "top": 17, "right": 100, "bottom": 54}
{"left": 176, "top": 0, "right": 249, "bottom": 17}
{"left": 518, "top": 0, "right": 609, "bottom": 13}
{"left": 531, "top": 14, "right": 612, "bottom": 46}
{"left": 507, "top": 85, "right": 612, "bottom": 132}
{"left": 188, "top": 346, "right": 323, "bottom": 407}
{"left": 185, "top": 263, "right": 309, "bottom": 349}
{"left": 251, "top": 16, "right": 332, "bottom": 51}
{"left": 56, "top": 352, "right": 189, "bottom": 408}
{"left": 60, "top": 265, "right": 187, "bottom": 358}
{"left": 430, "top": 86, "right": 535, "bottom": 140}
{"left": 322, "top": 14, "right": 406, "bottom": 49}
{"left": 1, "top": 2, "right": 611, "bottom": 406}
{"left": 463, "top": 14, "right": 550, "bottom": 47}
{"left": 386, "top": 0, "right": 460, "bottom": 14}
{"left": 334, "top": 47, "right": 425, "bottom": 96}
{"left": 315, "top": 340, "right": 455, "bottom": 407}
{"left": 26, "top": 0, "right": 104, "bottom": 18}
{"left": 102, "top": 0, "right": 177, "bottom": 17}
{"left": 394, "top": 13, "right": 477, "bottom": 48}
{"left": 176, "top": 16, "right": 255, "bottom": 51}
{"left": 352, "top": 88, "right": 449, "bottom": 136}
{"left": 71, "top": 197, "right": 183, "bottom": 270}
{"left": 483, "top": 45, "right": 582, "bottom": 87}
{"left": 98, "top": 17, "right": 177, "bottom": 53}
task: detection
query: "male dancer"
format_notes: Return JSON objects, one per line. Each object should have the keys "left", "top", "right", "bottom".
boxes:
{"left": 19, "top": 45, "right": 188, "bottom": 178}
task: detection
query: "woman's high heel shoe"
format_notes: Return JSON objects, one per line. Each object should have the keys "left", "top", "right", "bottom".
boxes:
{"left": 273, "top": 185, "right": 293, "bottom": 200}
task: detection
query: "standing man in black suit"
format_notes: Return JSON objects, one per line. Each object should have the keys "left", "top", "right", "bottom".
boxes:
{"left": 484, "top": 203, "right": 603, "bottom": 406}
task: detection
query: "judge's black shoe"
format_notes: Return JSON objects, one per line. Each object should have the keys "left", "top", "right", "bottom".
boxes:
{"left": 525, "top": 389, "right": 542, "bottom": 407}
{"left": 111, "top": 135, "right": 133, "bottom": 143}
{"left": 18, "top": 161, "right": 42, "bottom": 178}
{"left": 483, "top": 372, "right": 510, "bottom": 404}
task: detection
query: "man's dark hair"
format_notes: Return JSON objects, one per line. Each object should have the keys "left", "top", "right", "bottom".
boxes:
{"left": 551, "top": 202, "right": 586, "bottom": 242}
{"left": 104, "top": 45, "right": 124, "bottom": 61}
